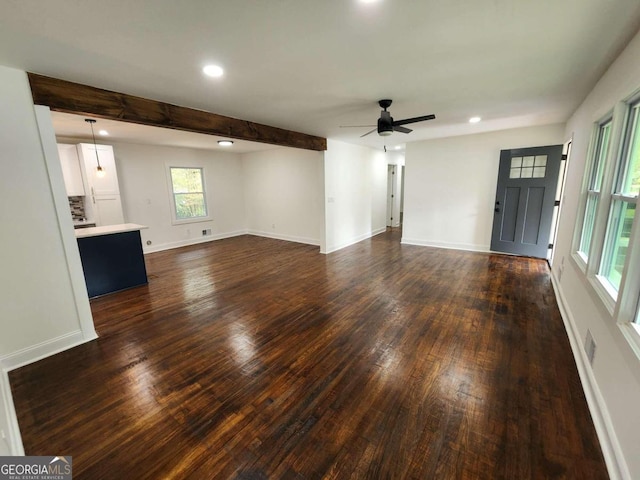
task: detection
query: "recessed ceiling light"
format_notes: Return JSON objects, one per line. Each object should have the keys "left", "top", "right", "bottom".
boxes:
{"left": 218, "top": 140, "right": 233, "bottom": 146}
{"left": 98, "top": 130, "right": 109, "bottom": 136}
{"left": 359, "top": 0, "right": 381, "bottom": 3}
{"left": 469, "top": 116, "right": 482, "bottom": 123}
{"left": 203, "top": 64, "right": 224, "bottom": 78}
{"left": 394, "top": 146, "right": 402, "bottom": 150}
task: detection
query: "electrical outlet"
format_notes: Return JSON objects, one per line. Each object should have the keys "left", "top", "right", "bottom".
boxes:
{"left": 202, "top": 229, "right": 211, "bottom": 236}
{"left": 0, "top": 429, "right": 9, "bottom": 455}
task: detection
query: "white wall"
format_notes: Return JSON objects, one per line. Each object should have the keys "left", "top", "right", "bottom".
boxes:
{"left": 402, "top": 124, "right": 565, "bottom": 251}
{"left": 0, "top": 66, "right": 95, "bottom": 454}
{"left": 323, "top": 139, "right": 387, "bottom": 253}
{"left": 0, "top": 69, "right": 94, "bottom": 359}
{"left": 386, "top": 152, "right": 405, "bottom": 167}
{"left": 113, "top": 143, "right": 246, "bottom": 253}
{"left": 242, "top": 147, "right": 324, "bottom": 246}
{"left": 552, "top": 28, "right": 640, "bottom": 480}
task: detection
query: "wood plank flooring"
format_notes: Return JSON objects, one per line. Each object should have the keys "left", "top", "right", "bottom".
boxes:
{"left": 9, "top": 230, "right": 608, "bottom": 479}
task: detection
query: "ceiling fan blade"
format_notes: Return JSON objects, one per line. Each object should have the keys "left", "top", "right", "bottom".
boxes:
{"left": 393, "top": 114, "right": 436, "bottom": 127}
{"left": 360, "top": 128, "right": 378, "bottom": 137}
{"left": 394, "top": 126, "right": 412, "bottom": 134}
{"left": 339, "top": 124, "right": 376, "bottom": 128}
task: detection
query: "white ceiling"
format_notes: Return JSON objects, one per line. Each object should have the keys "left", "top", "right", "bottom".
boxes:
{"left": 1, "top": 0, "right": 640, "bottom": 151}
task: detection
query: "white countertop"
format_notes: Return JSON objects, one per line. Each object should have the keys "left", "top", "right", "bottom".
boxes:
{"left": 75, "top": 223, "right": 148, "bottom": 239}
{"left": 73, "top": 219, "right": 96, "bottom": 227}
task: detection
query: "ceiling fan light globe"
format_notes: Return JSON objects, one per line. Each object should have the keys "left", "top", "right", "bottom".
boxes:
{"left": 379, "top": 129, "right": 393, "bottom": 136}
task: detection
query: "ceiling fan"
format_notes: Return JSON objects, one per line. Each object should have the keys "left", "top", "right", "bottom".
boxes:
{"left": 341, "top": 99, "right": 436, "bottom": 137}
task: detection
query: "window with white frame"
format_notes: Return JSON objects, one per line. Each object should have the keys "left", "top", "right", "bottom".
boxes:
{"left": 573, "top": 94, "right": 640, "bottom": 355}
{"left": 597, "top": 102, "right": 640, "bottom": 295}
{"left": 169, "top": 167, "right": 208, "bottom": 222}
{"left": 578, "top": 120, "right": 611, "bottom": 261}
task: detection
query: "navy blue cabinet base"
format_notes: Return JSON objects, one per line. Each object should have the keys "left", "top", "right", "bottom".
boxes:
{"left": 77, "top": 229, "right": 148, "bottom": 298}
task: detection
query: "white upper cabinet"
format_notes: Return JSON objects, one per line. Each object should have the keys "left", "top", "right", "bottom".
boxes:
{"left": 77, "top": 143, "right": 120, "bottom": 196}
{"left": 77, "top": 143, "right": 124, "bottom": 226}
{"left": 57, "top": 143, "right": 85, "bottom": 196}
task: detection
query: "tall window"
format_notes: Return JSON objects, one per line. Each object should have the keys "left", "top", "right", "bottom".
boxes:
{"left": 578, "top": 120, "right": 611, "bottom": 261}
{"left": 169, "top": 167, "right": 208, "bottom": 221}
{"left": 573, "top": 95, "right": 640, "bottom": 352}
{"left": 598, "top": 103, "right": 640, "bottom": 294}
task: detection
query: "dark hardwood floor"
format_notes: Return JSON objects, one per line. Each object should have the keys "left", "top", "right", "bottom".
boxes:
{"left": 9, "top": 230, "right": 608, "bottom": 479}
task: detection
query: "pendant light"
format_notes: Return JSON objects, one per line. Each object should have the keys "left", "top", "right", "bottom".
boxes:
{"left": 85, "top": 118, "right": 105, "bottom": 178}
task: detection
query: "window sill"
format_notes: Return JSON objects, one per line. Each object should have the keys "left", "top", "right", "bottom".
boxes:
{"left": 619, "top": 322, "right": 640, "bottom": 364}
{"left": 589, "top": 274, "right": 617, "bottom": 316}
{"left": 571, "top": 252, "right": 616, "bottom": 318}
{"left": 171, "top": 216, "right": 212, "bottom": 226}
{"left": 571, "top": 251, "right": 587, "bottom": 273}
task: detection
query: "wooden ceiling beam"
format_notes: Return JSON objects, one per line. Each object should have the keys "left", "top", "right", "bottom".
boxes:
{"left": 27, "top": 73, "right": 327, "bottom": 151}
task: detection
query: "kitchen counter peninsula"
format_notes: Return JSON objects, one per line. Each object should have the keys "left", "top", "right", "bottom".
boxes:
{"left": 75, "top": 223, "right": 148, "bottom": 298}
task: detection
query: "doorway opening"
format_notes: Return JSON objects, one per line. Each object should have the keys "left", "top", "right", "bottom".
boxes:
{"left": 548, "top": 139, "right": 571, "bottom": 263}
{"left": 387, "top": 164, "right": 405, "bottom": 229}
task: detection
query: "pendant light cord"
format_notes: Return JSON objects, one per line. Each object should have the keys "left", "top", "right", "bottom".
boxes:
{"left": 85, "top": 119, "right": 102, "bottom": 169}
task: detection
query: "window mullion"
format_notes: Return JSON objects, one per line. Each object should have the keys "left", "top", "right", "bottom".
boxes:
{"left": 612, "top": 193, "right": 638, "bottom": 202}
{"left": 588, "top": 103, "right": 628, "bottom": 276}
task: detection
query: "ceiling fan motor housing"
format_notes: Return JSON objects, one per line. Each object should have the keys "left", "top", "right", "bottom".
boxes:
{"left": 352, "top": 98, "right": 434, "bottom": 137}
{"left": 378, "top": 110, "right": 394, "bottom": 136}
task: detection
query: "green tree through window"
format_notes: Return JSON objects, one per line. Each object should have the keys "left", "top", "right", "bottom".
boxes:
{"left": 170, "top": 167, "right": 207, "bottom": 220}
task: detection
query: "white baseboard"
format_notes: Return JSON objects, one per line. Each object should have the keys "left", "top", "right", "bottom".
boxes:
{"left": 323, "top": 227, "right": 387, "bottom": 254}
{"left": 0, "top": 369, "right": 24, "bottom": 456}
{"left": 550, "top": 273, "right": 630, "bottom": 480}
{"left": 0, "top": 370, "right": 24, "bottom": 456}
{"left": 0, "top": 330, "right": 97, "bottom": 458}
{"left": 247, "top": 230, "right": 320, "bottom": 247}
{"left": 143, "top": 230, "right": 248, "bottom": 254}
{"left": 371, "top": 226, "right": 387, "bottom": 237}
{"left": 0, "top": 330, "right": 93, "bottom": 372}
{"left": 145, "top": 230, "right": 322, "bottom": 254}
{"left": 400, "top": 237, "right": 490, "bottom": 253}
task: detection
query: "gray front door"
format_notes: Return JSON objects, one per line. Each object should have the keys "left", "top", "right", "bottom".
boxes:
{"left": 490, "top": 145, "right": 562, "bottom": 258}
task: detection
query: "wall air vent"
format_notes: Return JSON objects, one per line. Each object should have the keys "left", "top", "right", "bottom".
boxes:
{"left": 584, "top": 329, "right": 597, "bottom": 366}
